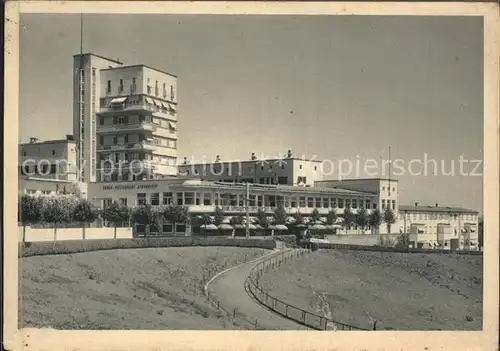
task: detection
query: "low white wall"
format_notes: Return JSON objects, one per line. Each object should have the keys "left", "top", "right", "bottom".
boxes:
{"left": 18, "top": 226, "right": 133, "bottom": 242}
{"left": 324, "top": 234, "right": 408, "bottom": 246}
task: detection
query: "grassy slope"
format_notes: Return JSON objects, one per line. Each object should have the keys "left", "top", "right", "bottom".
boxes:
{"left": 259, "top": 250, "right": 483, "bottom": 330}
{"left": 20, "top": 247, "right": 269, "bottom": 330}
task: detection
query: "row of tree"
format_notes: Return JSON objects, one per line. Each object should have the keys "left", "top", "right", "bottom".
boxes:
{"left": 19, "top": 195, "right": 398, "bottom": 234}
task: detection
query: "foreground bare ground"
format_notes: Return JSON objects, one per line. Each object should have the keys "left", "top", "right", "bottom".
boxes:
{"left": 259, "top": 250, "right": 483, "bottom": 330}
{"left": 20, "top": 247, "right": 269, "bottom": 330}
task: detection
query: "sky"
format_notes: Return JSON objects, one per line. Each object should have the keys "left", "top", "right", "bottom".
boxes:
{"left": 19, "top": 14, "right": 483, "bottom": 212}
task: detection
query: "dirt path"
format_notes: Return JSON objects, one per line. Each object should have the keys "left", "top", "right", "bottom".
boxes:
{"left": 206, "top": 250, "right": 311, "bottom": 330}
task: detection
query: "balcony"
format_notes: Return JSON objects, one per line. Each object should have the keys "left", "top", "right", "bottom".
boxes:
{"left": 96, "top": 141, "right": 156, "bottom": 152}
{"left": 99, "top": 102, "right": 177, "bottom": 121}
{"left": 97, "top": 122, "right": 157, "bottom": 134}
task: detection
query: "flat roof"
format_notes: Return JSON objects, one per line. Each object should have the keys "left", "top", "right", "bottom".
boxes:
{"left": 20, "top": 139, "right": 75, "bottom": 146}
{"left": 183, "top": 181, "right": 376, "bottom": 196}
{"left": 73, "top": 53, "right": 123, "bottom": 65}
{"left": 178, "top": 157, "right": 323, "bottom": 167}
{"left": 316, "top": 178, "right": 398, "bottom": 182}
{"left": 100, "top": 64, "right": 177, "bottom": 78}
{"left": 20, "top": 176, "right": 75, "bottom": 184}
{"left": 399, "top": 205, "right": 478, "bottom": 214}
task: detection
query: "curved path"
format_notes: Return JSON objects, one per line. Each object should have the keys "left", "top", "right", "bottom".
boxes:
{"left": 206, "top": 249, "right": 311, "bottom": 330}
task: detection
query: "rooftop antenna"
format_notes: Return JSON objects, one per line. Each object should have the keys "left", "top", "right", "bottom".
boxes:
{"left": 80, "top": 13, "right": 83, "bottom": 57}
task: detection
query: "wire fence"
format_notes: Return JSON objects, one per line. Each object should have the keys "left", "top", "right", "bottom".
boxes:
{"left": 205, "top": 240, "right": 370, "bottom": 331}
{"left": 246, "top": 248, "right": 369, "bottom": 331}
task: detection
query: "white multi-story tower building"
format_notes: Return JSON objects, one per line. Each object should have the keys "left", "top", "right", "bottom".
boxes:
{"left": 73, "top": 53, "right": 123, "bottom": 183}
{"left": 96, "top": 64, "right": 178, "bottom": 181}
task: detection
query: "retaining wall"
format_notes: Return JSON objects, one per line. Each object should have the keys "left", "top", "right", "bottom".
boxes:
{"left": 19, "top": 237, "right": 277, "bottom": 257}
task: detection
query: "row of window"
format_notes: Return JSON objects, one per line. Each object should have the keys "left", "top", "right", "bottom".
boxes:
{"left": 402, "top": 213, "right": 478, "bottom": 221}
{"left": 106, "top": 78, "right": 175, "bottom": 101}
{"left": 22, "top": 149, "right": 58, "bottom": 157}
{"left": 381, "top": 199, "right": 396, "bottom": 210}
{"left": 129, "top": 192, "right": 378, "bottom": 210}
{"left": 20, "top": 164, "right": 58, "bottom": 175}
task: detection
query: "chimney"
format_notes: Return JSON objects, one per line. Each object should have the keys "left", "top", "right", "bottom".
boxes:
{"left": 435, "top": 203, "right": 439, "bottom": 207}
{"left": 29, "top": 137, "right": 38, "bottom": 144}
{"left": 215, "top": 155, "right": 221, "bottom": 162}
{"left": 415, "top": 202, "right": 418, "bottom": 207}
{"left": 287, "top": 149, "right": 292, "bottom": 158}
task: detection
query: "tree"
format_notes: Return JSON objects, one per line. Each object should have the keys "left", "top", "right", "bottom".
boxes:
{"left": 213, "top": 206, "right": 225, "bottom": 226}
{"left": 102, "top": 201, "right": 130, "bottom": 238}
{"left": 41, "top": 196, "right": 74, "bottom": 239}
{"left": 383, "top": 207, "right": 396, "bottom": 234}
{"left": 160, "top": 205, "right": 189, "bottom": 234}
{"left": 369, "top": 209, "right": 382, "bottom": 234}
{"left": 19, "top": 195, "right": 43, "bottom": 242}
{"left": 230, "top": 215, "right": 244, "bottom": 226}
{"left": 273, "top": 204, "right": 287, "bottom": 225}
{"left": 161, "top": 205, "right": 189, "bottom": 224}
{"left": 355, "top": 208, "right": 368, "bottom": 233}
{"left": 131, "top": 204, "right": 157, "bottom": 237}
{"left": 311, "top": 208, "right": 321, "bottom": 223}
{"left": 343, "top": 206, "right": 355, "bottom": 233}
{"left": 396, "top": 233, "right": 410, "bottom": 249}
{"left": 326, "top": 210, "right": 337, "bottom": 225}
{"left": 72, "top": 199, "right": 98, "bottom": 239}
{"left": 256, "top": 208, "right": 269, "bottom": 229}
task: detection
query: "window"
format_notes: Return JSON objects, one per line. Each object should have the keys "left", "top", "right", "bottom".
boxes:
{"left": 170, "top": 85, "right": 175, "bottom": 100}
{"left": 124, "top": 135, "right": 129, "bottom": 143}
{"left": 100, "top": 116, "right": 104, "bottom": 125}
{"left": 107, "top": 80, "right": 111, "bottom": 93}
{"left": 277, "top": 176, "right": 288, "bottom": 185}
{"left": 299, "top": 196, "right": 306, "bottom": 207}
{"left": 203, "top": 193, "right": 212, "bottom": 205}
{"left": 307, "top": 197, "right": 314, "bottom": 208}
{"left": 132, "top": 78, "right": 136, "bottom": 92}
{"left": 119, "top": 79, "right": 123, "bottom": 92}
{"left": 163, "top": 82, "right": 166, "bottom": 98}
{"left": 119, "top": 198, "right": 127, "bottom": 206}
{"left": 323, "top": 198, "right": 329, "bottom": 208}
{"left": 297, "top": 176, "right": 307, "bottom": 184}
{"left": 345, "top": 199, "right": 351, "bottom": 208}
{"left": 163, "top": 192, "right": 172, "bottom": 205}
{"left": 382, "top": 199, "right": 386, "bottom": 209}
{"left": 137, "top": 193, "right": 146, "bottom": 205}
{"left": 176, "top": 192, "right": 184, "bottom": 205}
{"left": 113, "top": 136, "right": 118, "bottom": 144}
{"left": 100, "top": 136, "right": 104, "bottom": 145}
{"left": 392, "top": 200, "right": 396, "bottom": 210}
{"left": 338, "top": 198, "right": 344, "bottom": 208}
{"left": 176, "top": 224, "right": 186, "bottom": 233}
{"left": 372, "top": 203, "right": 377, "bottom": 209}
{"left": 382, "top": 187, "right": 385, "bottom": 191}
{"left": 162, "top": 224, "right": 173, "bottom": 233}
{"left": 331, "top": 198, "right": 337, "bottom": 208}
{"left": 117, "top": 116, "right": 125, "bottom": 124}
{"left": 184, "top": 192, "right": 195, "bottom": 205}
{"left": 365, "top": 199, "right": 370, "bottom": 209}
{"left": 352, "top": 199, "right": 358, "bottom": 209}
{"left": 52, "top": 150, "right": 56, "bottom": 156}
{"left": 315, "top": 197, "right": 322, "bottom": 208}
{"left": 155, "top": 80, "right": 159, "bottom": 96}
{"left": 23, "top": 152, "right": 26, "bottom": 156}
{"left": 103, "top": 198, "right": 112, "bottom": 207}
{"left": 299, "top": 165, "right": 302, "bottom": 169}
{"left": 150, "top": 193, "right": 160, "bottom": 206}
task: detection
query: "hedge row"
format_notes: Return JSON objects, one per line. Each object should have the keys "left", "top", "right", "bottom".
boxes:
{"left": 19, "top": 236, "right": 278, "bottom": 257}
{"left": 313, "top": 242, "right": 483, "bottom": 255}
